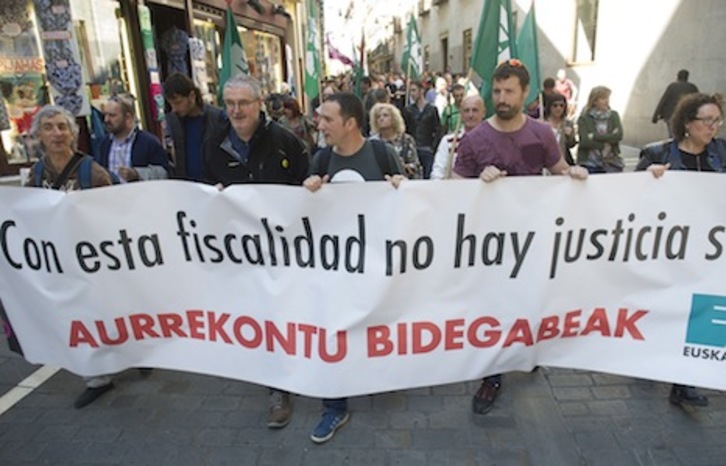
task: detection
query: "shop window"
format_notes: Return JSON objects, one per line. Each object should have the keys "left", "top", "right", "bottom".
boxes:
{"left": 0, "top": 0, "right": 129, "bottom": 172}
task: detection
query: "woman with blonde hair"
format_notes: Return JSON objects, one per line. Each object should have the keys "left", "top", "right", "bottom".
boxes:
{"left": 577, "top": 85, "right": 624, "bottom": 173}
{"left": 369, "top": 102, "right": 422, "bottom": 179}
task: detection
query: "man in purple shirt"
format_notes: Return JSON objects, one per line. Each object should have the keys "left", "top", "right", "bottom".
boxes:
{"left": 453, "top": 59, "right": 587, "bottom": 416}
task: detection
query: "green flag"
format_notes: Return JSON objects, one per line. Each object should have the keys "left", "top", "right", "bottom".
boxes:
{"left": 470, "top": 0, "right": 517, "bottom": 116}
{"left": 401, "top": 15, "right": 422, "bottom": 81}
{"left": 517, "top": 2, "right": 541, "bottom": 107}
{"left": 304, "top": 0, "right": 321, "bottom": 104}
{"left": 218, "top": 1, "right": 249, "bottom": 103}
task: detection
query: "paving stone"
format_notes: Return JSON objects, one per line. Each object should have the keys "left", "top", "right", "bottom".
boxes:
{"left": 195, "top": 427, "right": 239, "bottom": 446}
{"left": 389, "top": 411, "right": 428, "bottom": 429}
{"left": 546, "top": 373, "right": 594, "bottom": 387}
{"left": 411, "top": 428, "right": 470, "bottom": 449}
{"left": 74, "top": 425, "right": 123, "bottom": 443}
{"left": 586, "top": 399, "right": 631, "bottom": 416}
{"left": 558, "top": 401, "right": 590, "bottom": 416}
{"left": 592, "top": 385, "right": 632, "bottom": 399}
{"left": 345, "top": 448, "right": 387, "bottom": 466}
{"left": 374, "top": 428, "right": 412, "bottom": 448}
{"left": 552, "top": 386, "right": 593, "bottom": 401}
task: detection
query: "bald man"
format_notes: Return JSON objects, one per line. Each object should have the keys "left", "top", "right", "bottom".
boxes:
{"left": 430, "top": 95, "right": 485, "bottom": 180}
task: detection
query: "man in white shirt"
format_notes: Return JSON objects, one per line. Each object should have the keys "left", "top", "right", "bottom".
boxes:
{"left": 430, "top": 95, "right": 485, "bottom": 180}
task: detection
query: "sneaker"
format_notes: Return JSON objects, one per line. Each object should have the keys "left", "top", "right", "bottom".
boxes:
{"left": 267, "top": 391, "right": 292, "bottom": 428}
{"left": 472, "top": 379, "right": 502, "bottom": 415}
{"left": 74, "top": 383, "right": 114, "bottom": 409}
{"left": 310, "top": 410, "right": 350, "bottom": 444}
{"left": 669, "top": 384, "right": 708, "bottom": 407}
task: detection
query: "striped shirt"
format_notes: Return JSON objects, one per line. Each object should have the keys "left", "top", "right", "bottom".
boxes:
{"left": 108, "top": 128, "right": 138, "bottom": 182}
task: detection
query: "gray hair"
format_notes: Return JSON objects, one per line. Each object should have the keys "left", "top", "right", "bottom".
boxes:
{"left": 223, "top": 74, "right": 262, "bottom": 100}
{"left": 30, "top": 105, "right": 79, "bottom": 150}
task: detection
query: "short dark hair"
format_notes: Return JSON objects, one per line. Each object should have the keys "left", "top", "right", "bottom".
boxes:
{"left": 409, "top": 80, "right": 423, "bottom": 90}
{"left": 677, "top": 69, "right": 689, "bottom": 81}
{"left": 543, "top": 77, "right": 556, "bottom": 90}
{"left": 543, "top": 92, "right": 567, "bottom": 119}
{"left": 362, "top": 76, "right": 372, "bottom": 87}
{"left": 670, "top": 93, "right": 723, "bottom": 142}
{"left": 372, "top": 88, "right": 390, "bottom": 104}
{"left": 492, "top": 59, "right": 530, "bottom": 89}
{"left": 326, "top": 92, "right": 364, "bottom": 129}
{"left": 452, "top": 83, "right": 466, "bottom": 93}
{"left": 163, "top": 72, "right": 203, "bottom": 108}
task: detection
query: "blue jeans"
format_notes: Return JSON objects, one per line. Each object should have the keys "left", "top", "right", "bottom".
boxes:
{"left": 417, "top": 147, "right": 434, "bottom": 179}
{"left": 323, "top": 398, "right": 348, "bottom": 413}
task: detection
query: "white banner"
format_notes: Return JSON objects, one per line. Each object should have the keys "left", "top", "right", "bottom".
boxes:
{"left": 1, "top": 173, "right": 726, "bottom": 397}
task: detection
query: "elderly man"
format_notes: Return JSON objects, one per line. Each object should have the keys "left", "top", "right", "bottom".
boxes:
{"left": 27, "top": 105, "right": 120, "bottom": 409}
{"left": 430, "top": 94, "right": 485, "bottom": 180}
{"left": 97, "top": 93, "right": 169, "bottom": 182}
{"left": 203, "top": 74, "right": 308, "bottom": 187}
{"left": 203, "top": 74, "right": 308, "bottom": 429}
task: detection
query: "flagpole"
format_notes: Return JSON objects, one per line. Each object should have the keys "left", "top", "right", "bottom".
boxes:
{"left": 444, "top": 68, "right": 474, "bottom": 179}
{"left": 405, "top": 59, "right": 412, "bottom": 107}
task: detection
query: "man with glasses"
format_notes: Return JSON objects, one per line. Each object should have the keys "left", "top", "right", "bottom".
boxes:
{"left": 453, "top": 60, "right": 587, "bottom": 416}
{"left": 203, "top": 74, "right": 308, "bottom": 187}
{"left": 98, "top": 94, "right": 169, "bottom": 182}
{"left": 203, "top": 74, "right": 308, "bottom": 429}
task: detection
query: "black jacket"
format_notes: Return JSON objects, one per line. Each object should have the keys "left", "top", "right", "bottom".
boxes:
{"left": 403, "top": 102, "right": 442, "bottom": 150}
{"left": 166, "top": 104, "right": 226, "bottom": 180}
{"left": 203, "top": 113, "right": 309, "bottom": 186}
{"left": 636, "top": 138, "right": 726, "bottom": 172}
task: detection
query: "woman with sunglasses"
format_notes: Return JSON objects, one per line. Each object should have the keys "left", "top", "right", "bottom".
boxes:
{"left": 637, "top": 93, "right": 726, "bottom": 407}
{"left": 545, "top": 92, "right": 577, "bottom": 165}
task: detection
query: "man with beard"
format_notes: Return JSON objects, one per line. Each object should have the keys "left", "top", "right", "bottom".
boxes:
{"left": 98, "top": 94, "right": 169, "bottom": 182}
{"left": 453, "top": 59, "right": 587, "bottom": 416}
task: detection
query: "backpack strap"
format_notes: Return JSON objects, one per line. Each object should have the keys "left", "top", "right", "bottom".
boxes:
{"left": 370, "top": 139, "right": 394, "bottom": 176}
{"left": 76, "top": 155, "right": 94, "bottom": 189}
{"left": 52, "top": 153, "right": 84, "bottom": 190}
{"left": 315, "top": 146, "right": 333, "bottom": 176}
{"left": 32, "top": 159, "right": 45, "bottom": 187}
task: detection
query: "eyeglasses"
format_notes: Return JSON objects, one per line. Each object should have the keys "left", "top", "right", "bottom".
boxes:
{"left": 224, "top": 99, "right": 257, "bottom": 109}
{"left": 694, "top": 117, "right": 724, "bottom": 128}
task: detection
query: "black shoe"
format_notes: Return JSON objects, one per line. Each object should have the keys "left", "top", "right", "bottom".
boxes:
{"left": 669, "top": 384, "right": 709, "bottom": 407}
{"left": 74, "top": 383, "right": 114, "bottom": 409}
{"left": 472, "top": 379, "right": 502, "bottom": 415}
{"left": 138, "top": 368, "right": 153, "bottom": 378}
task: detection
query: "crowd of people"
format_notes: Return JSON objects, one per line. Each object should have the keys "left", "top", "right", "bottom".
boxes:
{"left": 16, "top": 59, "right": 725, "bottom": 443}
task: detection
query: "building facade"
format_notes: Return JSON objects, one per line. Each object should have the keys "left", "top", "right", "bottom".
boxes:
{"left": 363, "top": 0, "right": 725, "bottom": 146}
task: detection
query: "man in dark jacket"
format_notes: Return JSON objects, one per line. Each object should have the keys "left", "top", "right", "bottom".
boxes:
{"left": 164, "top": 72, "right": 226, "bottom": 181}
{"left": 98, "top": 94, "right": 169, "bottom": 181}
{"left": 652, "top": 69, "right": 699, "bottom": 137}
{"left": 204, "top": 75, "right": 308, "bottom": 187}
{"left": 203, "top": 74, "right": 308, "bottom": 429}
{"left": 403, "top": 80, "right": 442, "bottom": 178}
